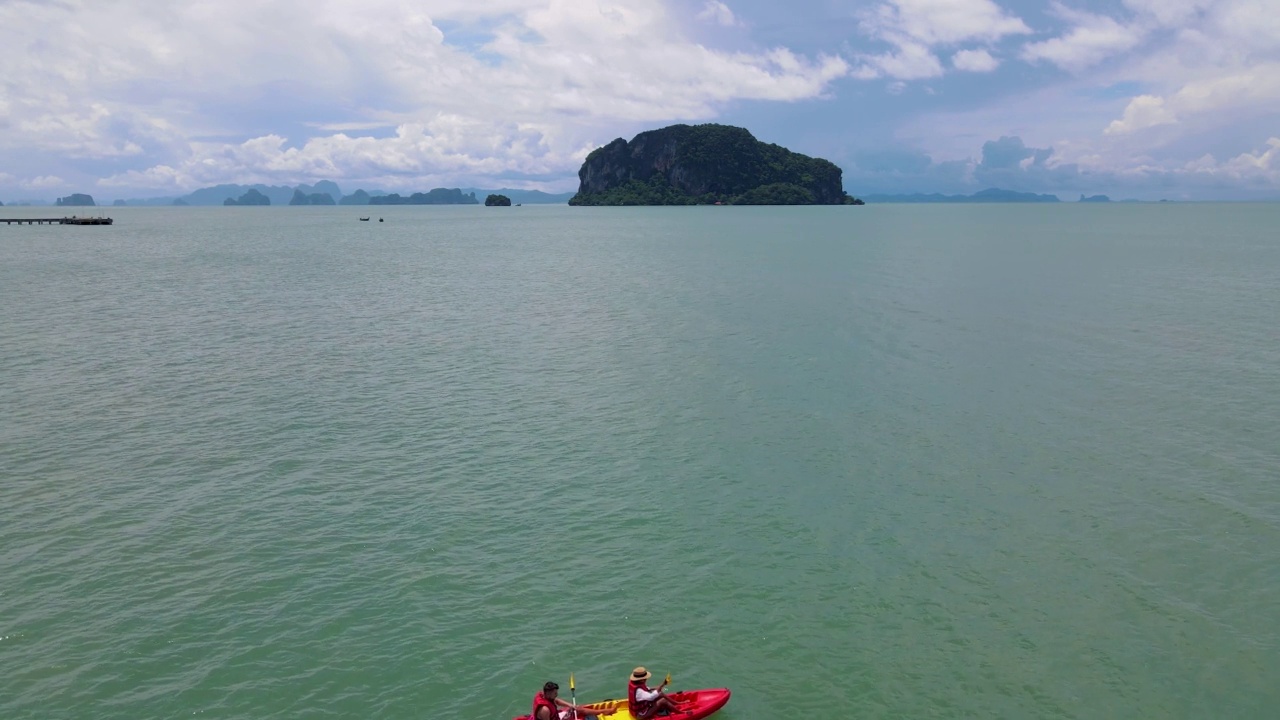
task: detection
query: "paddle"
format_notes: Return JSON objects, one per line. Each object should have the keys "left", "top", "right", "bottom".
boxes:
{"left": 570, "top": 673, "right": 578, "bottom": 720}
{"left": 664, "top": 672, "right": 687, "bottom": 714}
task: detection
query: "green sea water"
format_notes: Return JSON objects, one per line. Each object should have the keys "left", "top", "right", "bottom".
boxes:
{"left": 2, "top": 204, "right": 1278, "bottom": 719}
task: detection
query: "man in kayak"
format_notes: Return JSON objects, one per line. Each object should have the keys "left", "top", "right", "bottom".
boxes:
{"left": 627, "top": 667, "right": 684, "bottom": 718}
{"left": 533, "top": 681, "right": 612, "bottom": 720}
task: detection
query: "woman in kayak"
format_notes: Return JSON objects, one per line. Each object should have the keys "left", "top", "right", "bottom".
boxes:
{"left": 534, "top": 681, "right": 612, "bottom": 720}
{"left": 627, "top": 667, "right": 684, "bottom": 718}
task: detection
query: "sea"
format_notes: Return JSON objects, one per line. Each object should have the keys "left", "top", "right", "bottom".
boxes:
{"left": 2, "top": 204, "right": 1278, "bottom": 719}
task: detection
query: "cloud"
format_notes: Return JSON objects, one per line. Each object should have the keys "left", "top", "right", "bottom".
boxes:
{"left": 1020, "top": 5, "right": 1145, "bottom": 71}
{"left": 854, "top": 0, "right": 1029, "bottom": 79}
{"left": 952, "top": 48, "right": 999, "bottom": 72}
{"left": 1105, "top": 64, "right": 1280, "bottom": 136}
{"left": 1105, "top": 94, "right": 1176, "bottom": 135}
{"left": 0, "top": 0, "right": 848, "bottom": 193}
{"left": 1120, "top": 0, "right": 1213, "bottom": 28}
{"left": 1224, "top": 137, "right": 1280, "bottom": 176}
{"left": 99, "top": 116, "right": 589, "bottom": 191}
{"left": 24, "top": 176, "right": 66, "bottom": 190}
{"left": 979, "top": 136, "right": 1051, "bottom": 170}
{"left": 697, "top": 0, "right": 740, "bottom": 27}
{"left": 853, "top": 42, "right": 945, "bottom": 80}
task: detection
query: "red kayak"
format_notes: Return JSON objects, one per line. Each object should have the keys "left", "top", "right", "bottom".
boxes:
{"left": 515, "top": 688, "right": 731, "bottom": 720}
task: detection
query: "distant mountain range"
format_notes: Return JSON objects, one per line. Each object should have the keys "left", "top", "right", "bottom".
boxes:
{"left": 118, "top": 182, "right": 575, "bottom": 206}
{"left": 862, "top": 188, "right": 1063, "bottom": 203}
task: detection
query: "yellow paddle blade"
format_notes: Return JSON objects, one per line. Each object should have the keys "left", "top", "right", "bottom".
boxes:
{"left": 570, "top": 673, "right": 575, "bottom": 691}
{"left": 665, "top": 672, "right": 671, "bottom": 685}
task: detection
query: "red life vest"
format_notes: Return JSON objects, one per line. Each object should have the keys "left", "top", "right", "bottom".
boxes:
{"left": 628, "top": 681, "right": 655, "bottom": 718}
{"left": 532, "top": 692, "right": 559, "bottom": 720}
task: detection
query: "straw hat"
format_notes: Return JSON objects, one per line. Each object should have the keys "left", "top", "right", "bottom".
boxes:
{"left": 630, "top": 667, "right": 652, "bottom": 682}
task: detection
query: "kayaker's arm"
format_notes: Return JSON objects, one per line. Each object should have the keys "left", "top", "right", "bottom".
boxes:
{"left": 555, "top": 698, "right": 611, "bottom": 715}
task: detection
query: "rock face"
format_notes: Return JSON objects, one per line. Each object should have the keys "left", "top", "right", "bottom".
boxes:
{"left": 569, "top": 124, "right": 859, "bottom": 205}
{"left": 485, "top": 194, "right": 512, "bottom": 206}
{"left": 56, "top": 193, "right": 96, "bottom": 207}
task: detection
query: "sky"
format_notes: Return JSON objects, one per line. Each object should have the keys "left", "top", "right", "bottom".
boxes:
{"left": 2, "top": 0, "right": 1278, "bottom": 201}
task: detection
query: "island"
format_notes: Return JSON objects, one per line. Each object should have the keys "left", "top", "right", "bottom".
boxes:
{"left": 862, "top": 188, "right": 1060, "bottom": 203}
{"left": 1079, "top": 194, "right": 1112, "bottom": 203}
{"left": 289, "top": 189, "right": 337, "bottom": 205}
{"left": 224, "top": 189, "right": 270, "bottom": 206}
{"left": 339, "top": 190, "right": 372, "bottom": 205}
{"left": 56, "top": 193, "right": 97, "bottom": 207}
{"left": 485, "top": 194, "right": 512, "bottom": 206}
{"left": 370, "top": 189, "right": 478, "bottom": 205}
{"left": 569, "top": 124, "right": 863, "bottom": 205}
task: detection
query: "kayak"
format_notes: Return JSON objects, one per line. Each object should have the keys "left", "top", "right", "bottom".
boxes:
{"left": 513, "top": 689, "right": 731, "bottom": 720}
{"left": 562, "top": 689, "right": 731, "bottom": 720}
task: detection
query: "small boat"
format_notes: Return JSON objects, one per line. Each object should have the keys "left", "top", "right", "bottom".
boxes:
{"left": 359, "top": 217, "right": 369, "bottom": 221}
{"left": 379, "top": 218, "right": 384, "bottom": 222}
{"left": 515, "top": 689, "right": 730, "bottom": 720}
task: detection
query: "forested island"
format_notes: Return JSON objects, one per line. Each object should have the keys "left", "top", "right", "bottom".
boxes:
{"left": 569, "top": 124, "right": 862, "bottom": 206}
{"left": 485, "top": 194, "right": 512, "bottom": 206}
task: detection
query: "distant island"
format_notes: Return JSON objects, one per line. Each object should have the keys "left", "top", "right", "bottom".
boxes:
{"left": 1079, "top": 194, "right": 1112, "bottom": 203}
{"left": 289, "top": 189, "right": 336, "bottom": 205}
{"left": 110, "top": 182, "right": 574, "bottom": 207}
{"left": 339, "top": 189, "right": 373, "bottom": 206}
{"left": 224, "top": 189, "right": 270, "bottom": 206}
{"left": 485, "top": 194, "right": 512, "bottom": 206}
{"left": 370, "top": 188, "right": 478, "bottom": 205}
{"left": 862, "top": 188, "right": 1060, "bottom": 203}
{"left": 570, "top": 124, "right": 863, "bottom": 206}
{"left": 56, "top": 193, "right": 96, "bottom": 207}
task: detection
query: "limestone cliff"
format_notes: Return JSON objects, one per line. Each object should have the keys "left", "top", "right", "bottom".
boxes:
{"left": 569, "top": 124, "right": 860, "bottom": 205}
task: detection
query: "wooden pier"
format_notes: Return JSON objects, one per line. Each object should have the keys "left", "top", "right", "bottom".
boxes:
{"left": 1, "top": 216, "right": 113, "bottom": 225}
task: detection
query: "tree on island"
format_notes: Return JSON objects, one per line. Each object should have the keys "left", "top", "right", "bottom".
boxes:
{"left": 224, "top": 189, "right": 270, "bottom": 206}
{"left": 485, "top": 194, "right": 512, "bottom": 206}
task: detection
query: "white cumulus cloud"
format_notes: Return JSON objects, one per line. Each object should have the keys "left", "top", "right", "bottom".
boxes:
{"left": 854, "top": 0, "right": 1029, "bottom": 80}
{"left": 697, "top": 0, "right": 740, "bottom": 27}
{"left": 0, "top": 0, "right": 849, "bottom": 193}
{"left": 952, "top": 49, "right": 1000, "bottom": 72}
{"left": 1105, "top": 94, "right": 1176, "bottom": 134}
{"left": 1020, "top": 4, "right": 1145, "bottom": 71}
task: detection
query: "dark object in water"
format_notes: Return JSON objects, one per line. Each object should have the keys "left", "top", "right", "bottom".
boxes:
{"left": 379, "top": 218, "right": 384, "bottom": 222}
{"left": 1, "top": 216, "right": 114, "bottom": 225}
{"left": 359, "top": 217, "right": 370, "bottom": 221}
